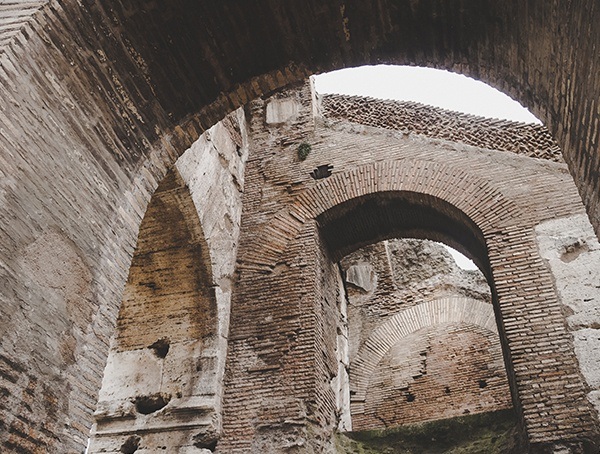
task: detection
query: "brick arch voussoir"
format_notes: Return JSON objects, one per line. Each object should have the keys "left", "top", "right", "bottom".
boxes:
{"left": 349, "top": 298, "right": 497, "bottom": 412}
{"left": 241, "top": 159, "right": 526, "bottom": 272}
{"left": 296, "top": 160, "right": 524, "bottom": 229}
{"left": 245, "top": 160, "right": 600, "bottom": 445}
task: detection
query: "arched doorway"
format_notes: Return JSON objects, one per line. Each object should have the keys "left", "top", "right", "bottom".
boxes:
{"left": 89, "top": 168, "right": 221, "bottom": 452}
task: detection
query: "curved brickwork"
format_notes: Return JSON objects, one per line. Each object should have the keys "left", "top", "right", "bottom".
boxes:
{"left": 350, "top": 297, "right": 498, "bottom": 411}
{"left": 349, "top": 298, "right": 512, "bottom": 430}
{"left": 283, "top": 162, "right": 596, "bottom": 445}
{"left": 319, "top": 94, "right": 562, "bottom": 162}
{"left": 0, "top": 1, "right": 599, "bottom": 451}
{"left": 220, "top": 83, "right": 600, "bottom": 451}
{"left": 1, "top": 0, "right": 599, "bottom": 230}
{"left": 242, "top": 159, "right": 523, "bottom": 272}
{"left": 227, "top": 148, "right": 598, "bottom": 450}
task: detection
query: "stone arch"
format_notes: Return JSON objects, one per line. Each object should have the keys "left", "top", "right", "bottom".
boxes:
{"left": 90, "top": 168, "right": 221, "bottom": 452}
{"left": 350, "top": 297, "right": 499, "bottom": 414}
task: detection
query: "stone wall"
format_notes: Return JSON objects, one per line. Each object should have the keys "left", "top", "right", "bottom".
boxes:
{"left": 535, "top": 214, "right": 600, "bottom": 420}
{"left": 88, "top": 110, "right": 248, "bottom": 453}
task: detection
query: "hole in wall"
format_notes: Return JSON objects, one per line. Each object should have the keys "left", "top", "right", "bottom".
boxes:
{"left": 148, "top": 337, "right": 170, "bottom": 358}
{"left": 406, "top": 392, "right": 415, "bottom": 402}
{"left": 560, "top": 239, "right": 588, "bottom": 263}
{"left": 134, "top": 393, "right": 171, "bottom": 414}
{"left": 310, "top": 164, "right": 333, "bottom": 180}
{"left": 120, "top": 436, "right": 140, "bottom": 454}
{"left": 479, "top": 379, "right": 488, "bottom": 389}
{"left": 193, "top": 431, "right": 219, "bottom": 451}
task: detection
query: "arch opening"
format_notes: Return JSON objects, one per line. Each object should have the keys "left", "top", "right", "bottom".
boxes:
{"left": 1, "top": 2, "right": 599, "bottom": 452}
{"left": 314, "top": 191, "right": 519, "bottom": 449}
{"left": 317, "top": 190, "right": 491, "bottom": 279}
{"left": 88, "top": 168, "right": 221, "bottom": 453}
{"left": 314, "top": 65, "right": 542, "bottom": 125}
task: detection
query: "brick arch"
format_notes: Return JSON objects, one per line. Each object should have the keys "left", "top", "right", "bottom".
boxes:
{"left": 4, "top": 0, "right": 598, "bottom": 233}
{"left": 245, "top": 159, "right": 598, "bottom": 447}
{"left": 243, "top": 159, "right": 524, "bottom": 272}
{"left": 1, "top": 1, "right": 599, "bottom": 450}
{"left": 349, "top": 298, "right": 498, "bottom": 414}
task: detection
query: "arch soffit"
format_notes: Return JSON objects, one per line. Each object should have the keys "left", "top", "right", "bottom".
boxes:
{"left": 350, "top": 297, "right": 498, "bottom": 405}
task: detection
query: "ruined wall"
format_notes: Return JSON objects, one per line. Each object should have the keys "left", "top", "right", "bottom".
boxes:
{"left": 0, "top": 1, "right": 600, "bottom": 451}
{"left": 320, "top": 94, "right": 562, "bottom": 162}
{"left": 340, "top": 239, "right": 512, "bottom": 430}
{"left": 1, "top": 0, "right": 599, "bottom": 233}
{"left": 341, "top": 239, "right": 491, "bottom": 355}
{"left": 88, "top": 111, "right": 248, "bottom": 453}
{"left": 219, "top": 82, "right": 599, "bottom": 452}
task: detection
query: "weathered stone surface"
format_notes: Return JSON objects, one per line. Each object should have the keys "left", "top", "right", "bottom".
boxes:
{"left": 89, "top": 111, "right": 248, "bottom": 453}
{"left": 536, "top": 214, "right": 600, "bottom": 330}
{"left": 319, "top": 94, "right": 562, "bottom": 162}
{"left": 0, "top": 1, "right": 600, "bottom": 450}
{"left": 535, "top": 214, "right": 600, "bottom": 420}
{"left": 219, "top": 82, "right": 599, "bottom": 452}
{"left": 340, "top": 239, "right": 509, "bottom": 430}
{"left": 345, "top": 263, "right": 376, "bottom": 292}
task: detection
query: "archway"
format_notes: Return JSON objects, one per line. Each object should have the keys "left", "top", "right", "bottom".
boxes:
{"left": 89, "top": 168, "right": 221, "bottom": 452}
{"left": 1, "top": 3, "right": 599, "bottom": 446}
{"left": 223, "top": 118, "right": 599, "bottom": 452}
{"left": 349, "top": 297, "right": 510, "bottom": 428}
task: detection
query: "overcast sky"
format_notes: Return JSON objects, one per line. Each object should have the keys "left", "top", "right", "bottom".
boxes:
{"left": 314, "top": 65, "right": 532, "bottom": 270}
{"left": 313, "top": 65, "right": 541, "bottom": 124}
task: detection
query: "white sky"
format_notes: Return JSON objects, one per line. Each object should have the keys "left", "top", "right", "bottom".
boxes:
{"left": 314, "top": 65, "right": 524, "bottom": 270}
{"left": 313, "top": 65, "right": 541, "bottom": 125}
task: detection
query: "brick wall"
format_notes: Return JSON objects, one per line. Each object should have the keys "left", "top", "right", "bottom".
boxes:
{"left": 339, "top": 239, "right": 512, "bottom": 430}
{"left": 0, "top": 2, "right": 600, "bottom": 450}
{"left": 220, "top": 82, "right": 598, "bottom": 452}
{"left": 360, "top": 323, "right": 511, "bottom": 428}
{"left": 319, "top": 94, "right": 562, "bottom": 162}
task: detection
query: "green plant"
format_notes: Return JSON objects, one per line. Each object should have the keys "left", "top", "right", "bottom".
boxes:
{"left": 298, "top": 142, "right": 312, "bottom": 161}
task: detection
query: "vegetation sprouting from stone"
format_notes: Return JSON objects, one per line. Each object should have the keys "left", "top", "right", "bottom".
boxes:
{"left": 298, "top": 142, "right": 312, "bottom": 161}
{"left": 335, "top": 409, "right": 519, "bottom": 453}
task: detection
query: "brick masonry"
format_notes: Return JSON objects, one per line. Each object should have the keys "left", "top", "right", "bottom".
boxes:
{"left": 338, "top": 238, "right": 512, "bottom": 430}
{"left": 220, "top": 82, "right": 600, "bottom": 452}
{"left": 320, "top": 94, "right": 562, "bottom": 162}
{"left": 0, "top": 1, "right": 598, "bottom": 446}
{"left": 349, "top": 297, "right": 512, "bottom": 428}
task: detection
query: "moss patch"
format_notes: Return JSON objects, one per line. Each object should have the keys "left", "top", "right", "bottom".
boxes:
{"left": 335, "top": 409, "right": 518, "bottom": 453}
